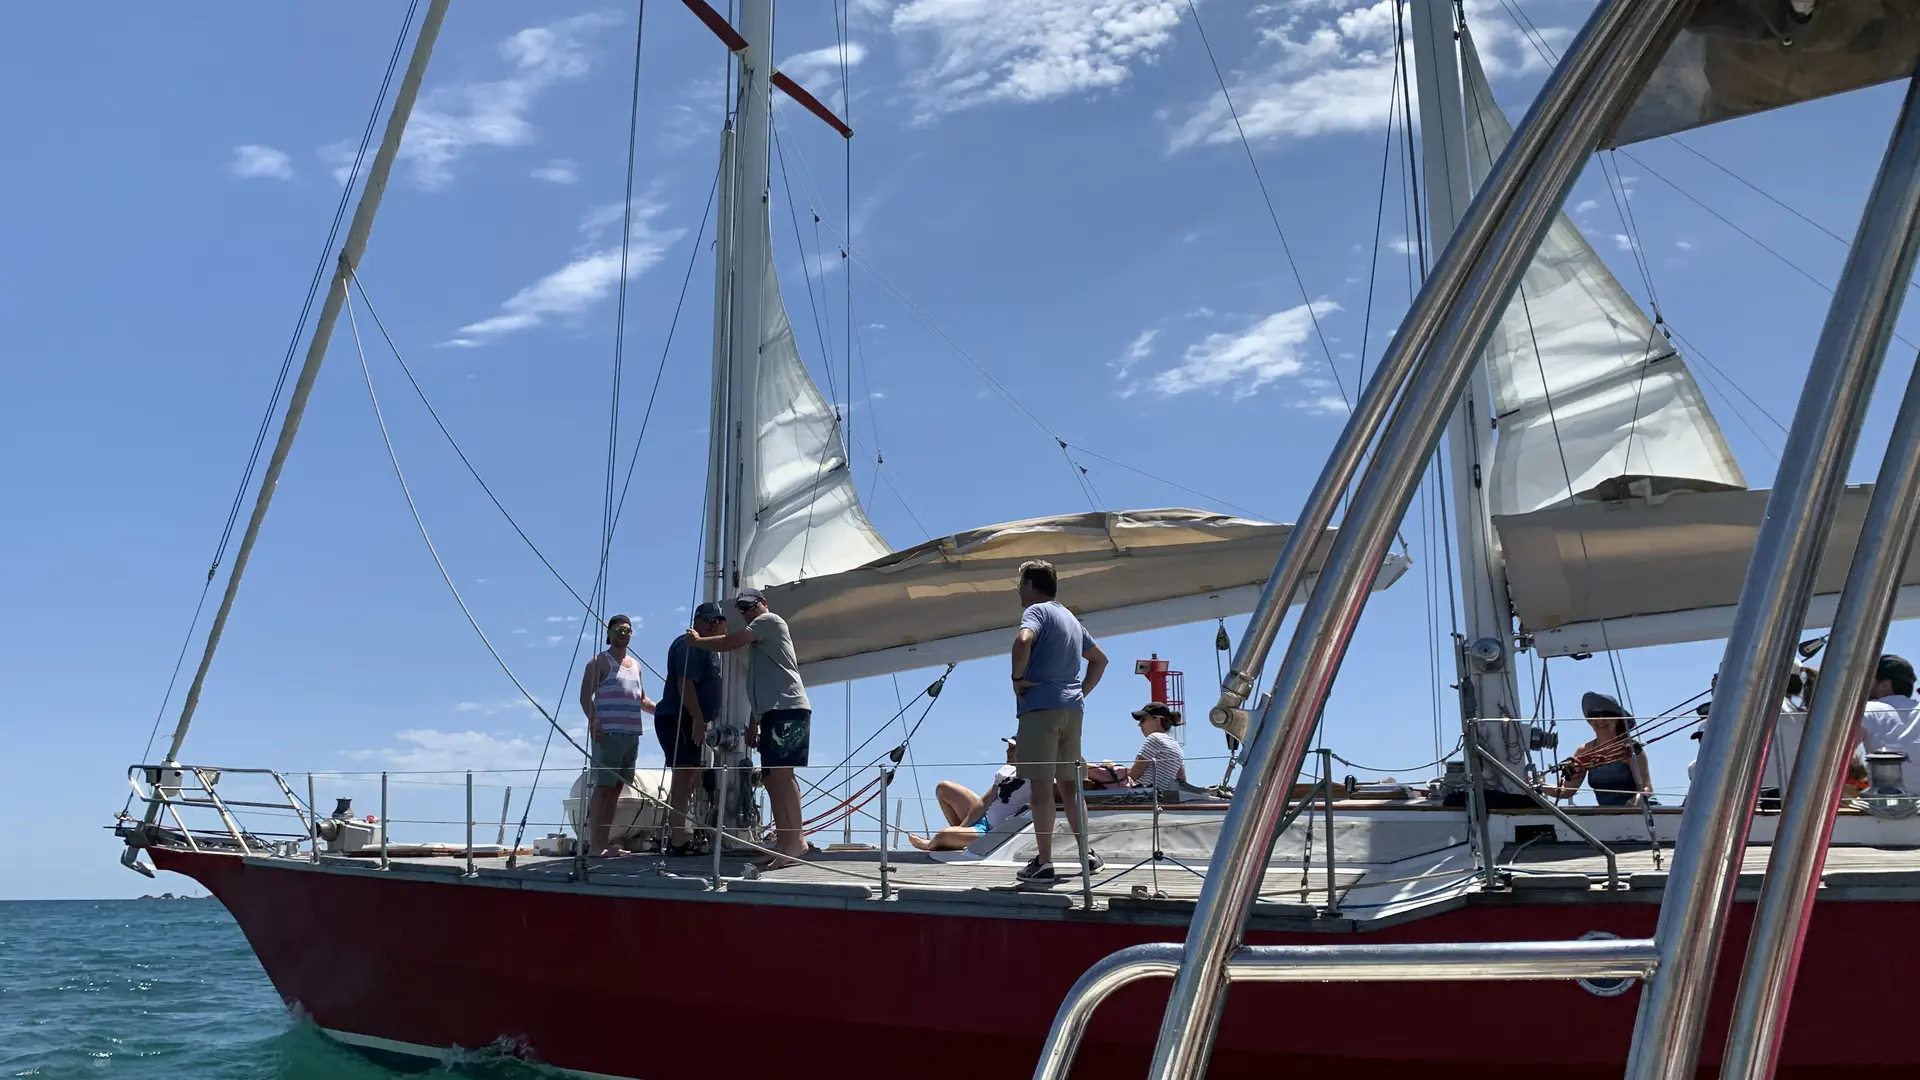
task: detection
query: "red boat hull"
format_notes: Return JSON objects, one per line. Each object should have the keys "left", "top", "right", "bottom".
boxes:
{"left": 155, "top": 848, "right": 1905, "bottom": 1078}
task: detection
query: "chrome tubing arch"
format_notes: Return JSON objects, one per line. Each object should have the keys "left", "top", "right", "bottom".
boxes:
{"left": 1719, "top": 94, "right": 1920, "bottom": 1080}
{"left": 1627, "top": 74, "right": 1920, "bottom": 1080}
{"left": 1032, "top": 939, "right": 1658, "bottom": 1080}
{"left": 1142, "top": 4, "right": 1697, "bottom": 1079}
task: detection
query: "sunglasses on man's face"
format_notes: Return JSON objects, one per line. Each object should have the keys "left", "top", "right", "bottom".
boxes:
{"left": 609, "top": 625, "right": 632, "bottom": 635}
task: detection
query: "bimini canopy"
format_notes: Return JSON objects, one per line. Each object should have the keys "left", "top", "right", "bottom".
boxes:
{"left": 1496, "top": 485, "right": 1920, "bottom": 657}
{"left": 760, "top": 508, "right": 1412, "bottom": 684}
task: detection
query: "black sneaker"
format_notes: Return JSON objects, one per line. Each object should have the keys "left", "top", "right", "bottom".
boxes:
{"left": 1016, "top": 856, "right": 1056, "bottom": 885}
{"left": 1086, "top": 849, "right": 1105, "bottom": 873}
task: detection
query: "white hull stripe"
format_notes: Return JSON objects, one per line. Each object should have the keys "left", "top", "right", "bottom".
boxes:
{"left": 319, "top": 1026, "right": 643, "bottom": 1080}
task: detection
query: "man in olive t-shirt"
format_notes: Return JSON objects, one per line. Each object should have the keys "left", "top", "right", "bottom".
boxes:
{"left": 686, "top": 587, "right": 811, "bottom": 867}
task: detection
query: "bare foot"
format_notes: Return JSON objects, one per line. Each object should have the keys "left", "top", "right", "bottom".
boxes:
{"left": 907, "top": 834, "right": 933, "bottom": 851}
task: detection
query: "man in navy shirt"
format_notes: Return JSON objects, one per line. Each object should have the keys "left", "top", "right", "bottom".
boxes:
{"left": 655, "top": 601, "right": 726, "bottom": 854}
{"left": 1009, "top": 559, "right": 1108, "bottom": 884}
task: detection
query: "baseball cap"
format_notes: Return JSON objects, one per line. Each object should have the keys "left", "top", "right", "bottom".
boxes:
{"left": 693, "top": 601, "right": 725, "bottom": 621}
{"left": 1131, "top": 702, "right": 1183, "bottom": 725}
{"left": 733, "top": 587, "right": 765, "bottom": 608}
{"left": 607, "top": 613, "right": 633, "bottom": 629}
{"left": 1001, "top": 735, "right": 1017, "bottom": 747}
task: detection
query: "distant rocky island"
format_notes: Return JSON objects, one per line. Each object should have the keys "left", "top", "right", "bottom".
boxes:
{"left": 136, "top": 892, "right": 212, "bottom": 901}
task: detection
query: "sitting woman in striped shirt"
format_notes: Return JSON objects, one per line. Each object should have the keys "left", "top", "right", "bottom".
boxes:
{"left": 1113, "top": 702, "right": 1186, "bottom": 793}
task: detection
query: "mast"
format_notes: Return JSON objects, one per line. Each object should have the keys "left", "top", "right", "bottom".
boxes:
{"left": 156, "top": 0, "right": 450, "bottom": 767}
{"left": 724, "top": 0, "right": 775, "bottom": 604}
{"left": 703, "top": 125, "right": 735, "bottom": 608}
{"left": 1409, "top": 0, "right": 1521, "bottom": 721}
{"left": 702, "top": 0, "right": 775, "bottom": 841}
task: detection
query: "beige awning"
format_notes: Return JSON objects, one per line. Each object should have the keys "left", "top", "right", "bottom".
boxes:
{"left": 760, "top": 508, "right": 1412, "bottom": 684}
{"left": 1495, "top": 485, "right": 1920, "bottom": 656}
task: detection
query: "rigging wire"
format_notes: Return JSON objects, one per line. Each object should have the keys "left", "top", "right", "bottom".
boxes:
{"left": 598, "top": 0, "right": 651, "bottom": 631}
{"left": 345, "top": 290, "right": 587, "bottom": 760}
{"left": 132, "top": 0, "right": 422, "bottom": 778}
{"left": 1496, "top": 0, "right": 1920, "bottom": 354}
{"left": 771, "top": 109, "right": 1103, "bottom": 511}
{"left": 1180, "top": 0, "right": 1351, "bottom": 413}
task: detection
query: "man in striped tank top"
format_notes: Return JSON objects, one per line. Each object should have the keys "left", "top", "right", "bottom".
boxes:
{"left": 580, "top": 614, "right": 655, "bottom": 857}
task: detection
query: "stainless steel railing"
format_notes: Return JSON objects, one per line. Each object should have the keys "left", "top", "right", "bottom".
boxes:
{"left": 1034, "top": 2, "right": 1806, "bottom": 1076}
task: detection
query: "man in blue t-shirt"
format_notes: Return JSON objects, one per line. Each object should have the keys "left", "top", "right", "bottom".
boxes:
{"left": 654, "top": 601, "right": 726, "bottom": 854}
{"left": 1009, "top": 559, "right": 1109, "bottom": 885}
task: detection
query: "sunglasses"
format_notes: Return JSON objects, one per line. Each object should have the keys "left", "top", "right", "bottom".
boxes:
{"left": 608, "top": 625, "right": 633, "bottom": 635}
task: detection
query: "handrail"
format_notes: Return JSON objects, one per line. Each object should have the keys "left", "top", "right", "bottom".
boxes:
{"left": 1033, "top": 938, "right": 1657, "bottom": 1080}
{"left": 1625, "top": 68, "right": 1920, "bottom": 1080}
{"left": 1476, "top": 752, "right": 1619, "bottom": 890}
{"left": 1039, "top": 4, "right": 1695, "bottom": 1077}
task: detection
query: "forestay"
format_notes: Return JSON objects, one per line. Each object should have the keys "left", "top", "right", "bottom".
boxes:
{"left": 1461, "top": 32, "right": 1746, "bottom": 516}
{"left": 759, "top": 509, "right": 1412, "bottom": 684}
{"left": 735, "top": 204, "right": 890, "bottom": 588}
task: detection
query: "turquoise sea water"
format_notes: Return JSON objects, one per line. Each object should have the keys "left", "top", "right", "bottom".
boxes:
{"left": 0, "top": 900, "right": 544, "bottom": 1080}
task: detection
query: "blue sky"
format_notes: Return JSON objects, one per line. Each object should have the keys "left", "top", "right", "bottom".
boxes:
{"left": 7, "top": 0, "right": 1920, "bottom": 900}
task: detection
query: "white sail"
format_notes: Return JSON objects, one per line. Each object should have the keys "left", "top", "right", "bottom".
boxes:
{"left": 735, "top": 207, "right": 890, "bottom": 588}
{"left": 1461, "top": 33, "right": 1746, "bottom": 516}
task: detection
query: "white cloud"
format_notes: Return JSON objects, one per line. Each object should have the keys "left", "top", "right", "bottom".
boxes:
{"left": 780, "top": 41, "right": 867, "bottom": 104}
{"left": 346, "top": 729, "right": 545, "bottom": 774}
{"left": 1169, "top": 1, "right": 1568, "bottom": 151}
{"left": 544, "top": 614, "right": 580, "bottom": 623}
{"left": 1675, "top": 240, "right": 1693, "bottom": 252}
{"left": 1574, "top": 198, "right": 1598, "bottom": 214}
{"left": 454, "top": 699, "right": 538, "bottom": 715}
{"left": 1611, "top": 233, "right": 1638, "bottom": 253}
{"left": 1296, "top": 393, "right": 1351, "bottom": 415}
{"left": 1388, "top": 236, "right": 1417, "bottom": 255}
{"left": 890, "top": 0, "right": 1183, "bottom": 119}
{"left": 1146, "top": 301, "right": 1340, "bottom": 398}
{"left": 449, "top": 199, "right": 685, "bottom": 345}
{"left": 1114, "top": 327, "right": 1159, "bottom": 377}
{"left": 400, "top": 12, "right": 619, "bottom": 189}
{"left": 531, "top": 158, "right": 579, "bottom": 184}
{"left": 229, "top": 144, "right": 293, "bottom": 180}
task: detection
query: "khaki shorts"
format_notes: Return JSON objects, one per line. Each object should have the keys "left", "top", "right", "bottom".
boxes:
{"left": 1015, "top": 708, "right": 1083, "bottom": 787}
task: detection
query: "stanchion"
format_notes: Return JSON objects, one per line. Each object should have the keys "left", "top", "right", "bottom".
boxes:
{"left": 465, "top": 770, "right": 475, "bottom": 876}
{"left": 711, "top": 753, "right": 732, "bottom": 889}
{"left": 307, "top": 774, "right": 318, "bottom": 864}
{"left": 379, "top": 771, "right": 389, "bottom": 870}
{"left": 1075, "top": 760, "right": 1094, "bottom": 910}
{"left": 878, "top": 765, "right": 893, "bottom": 900}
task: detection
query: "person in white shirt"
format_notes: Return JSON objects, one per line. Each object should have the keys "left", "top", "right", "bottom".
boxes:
{"left": 908, "top": 738, "right": 1031, "bottom": 851}
{"left": 1111, "top": 702, "right": 1186, "bottom": 793}
{"left": 1861, "top": 653, "right": 1920, "bottom": 793}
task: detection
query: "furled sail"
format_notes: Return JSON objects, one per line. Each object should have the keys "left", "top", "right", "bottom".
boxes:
{"left": 1498, "top": 485, "right": 1920, "bottom": 656}
{"left": 759, "top": 509, "right": 1412, "bottom": 684}
{"left": 1460, "top": 33, "right": 1746, "bottom": 516}
{"left": 735, "top": 208, "right": 890, "bottom": 588}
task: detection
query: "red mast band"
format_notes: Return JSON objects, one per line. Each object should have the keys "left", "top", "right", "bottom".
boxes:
{"left": 678, "top": 0, "right": 748, "bottom": 52}
{"left": 771, "top": 71, "right": 853, "bottom": 139}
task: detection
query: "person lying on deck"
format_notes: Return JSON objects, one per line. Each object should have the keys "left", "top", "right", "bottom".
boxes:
{"left": 908, "top": 738, "right": 1030, "bottom": 851}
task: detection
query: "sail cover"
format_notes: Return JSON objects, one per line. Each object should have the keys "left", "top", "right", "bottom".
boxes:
{"left": 1461, "top": 34, "right": 1746, "bottom": 516}
{"left": 736, "top": 215, "right": 890, "bottom": 588}
{"left": 758, "top": 508, "right": 1412, "bottom": 684}
{"left": 1496, "top": 486, "right": 1920, "bottom": 656}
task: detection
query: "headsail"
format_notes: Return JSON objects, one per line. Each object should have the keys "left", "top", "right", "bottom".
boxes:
{"left": 735, "top": 202, "right": 890, "bottom": 588}
{"left": 1460, "top": 33, "right": 1746, "bottom": 516}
